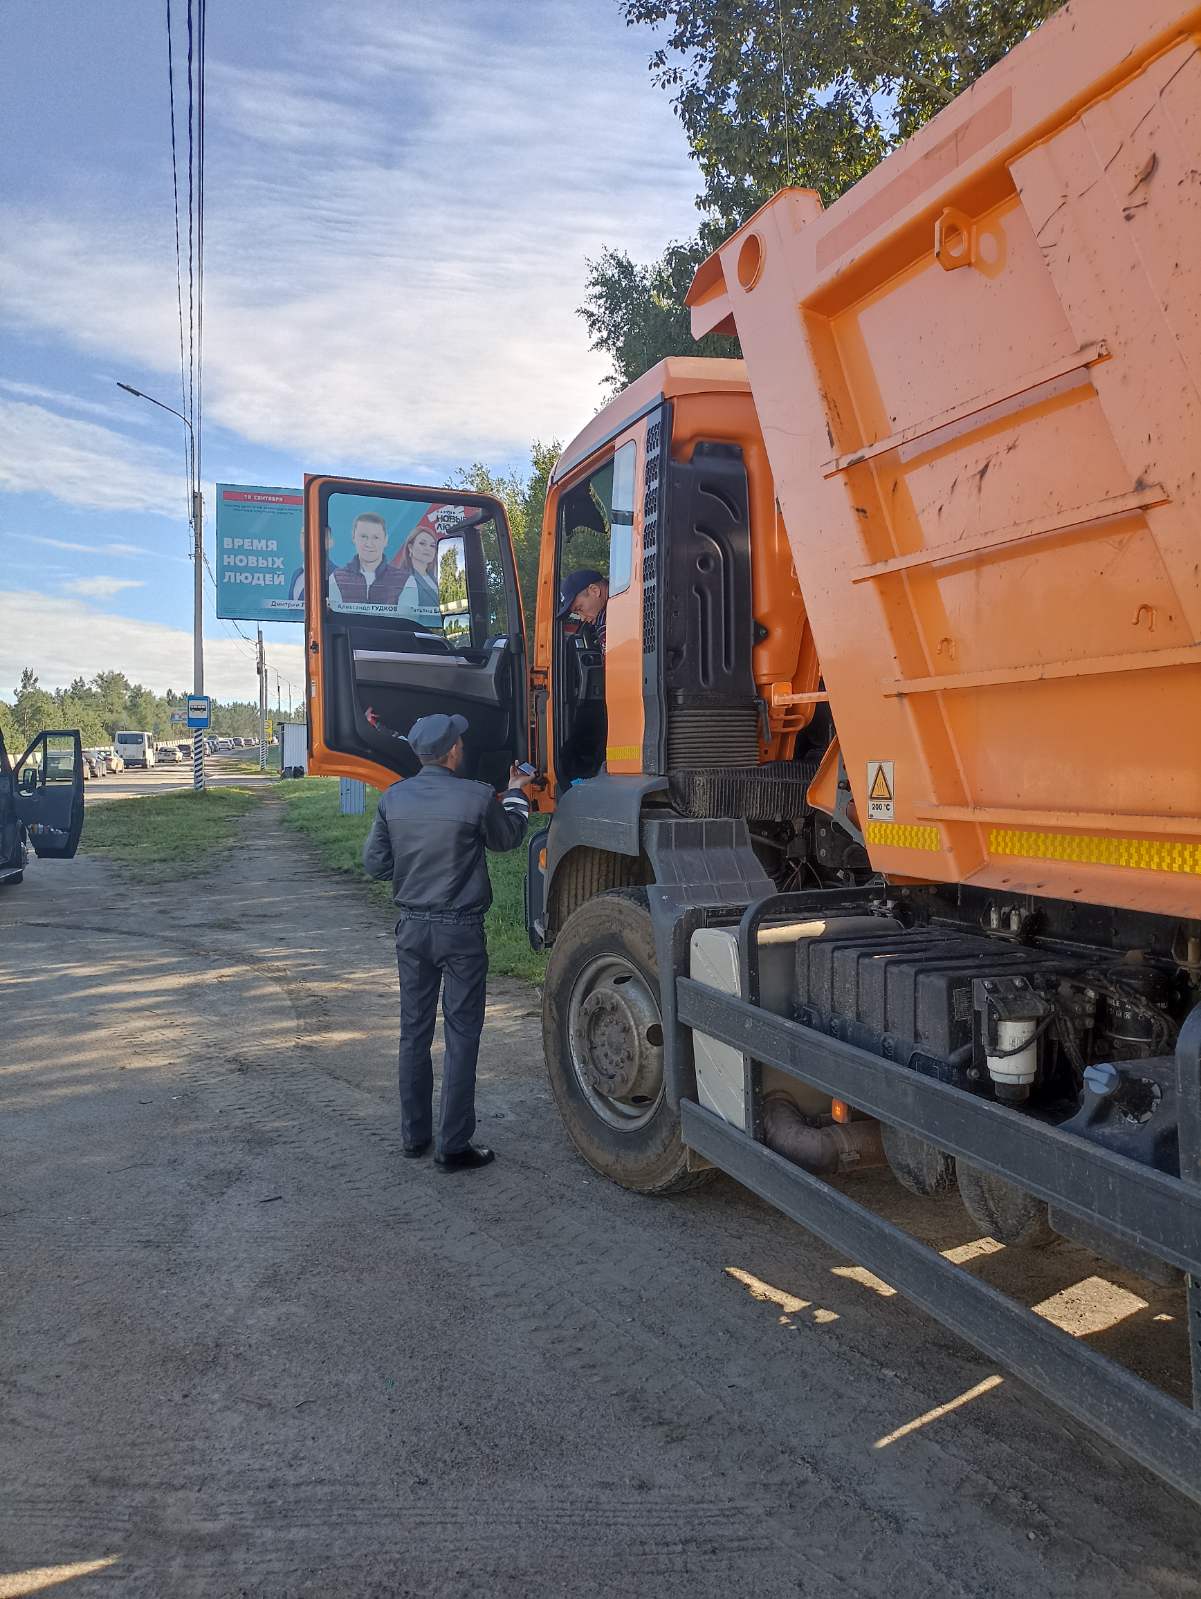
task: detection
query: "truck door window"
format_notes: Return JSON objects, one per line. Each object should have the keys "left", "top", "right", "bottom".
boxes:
{"left": 608, "top": 442, "right": 636, "bottom": 597}
{"left": 558, "top": 459, "right": 613, "bottom": 583}
{"left": 325, "top": 492, "right": 508, "bottom": 650}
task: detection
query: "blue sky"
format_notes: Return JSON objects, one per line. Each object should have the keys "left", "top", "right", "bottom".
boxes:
{"left": 0, "top": 0, "right": 701, "bottom": 701}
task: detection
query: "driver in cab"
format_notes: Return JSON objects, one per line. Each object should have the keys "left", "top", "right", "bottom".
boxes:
{"left": 556, "top": 569, "right": 609, "bottom": 654}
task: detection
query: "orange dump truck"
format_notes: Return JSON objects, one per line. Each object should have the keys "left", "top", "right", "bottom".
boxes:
{"left": 305, "top": 0, "right": 1201, "bottom": 1499}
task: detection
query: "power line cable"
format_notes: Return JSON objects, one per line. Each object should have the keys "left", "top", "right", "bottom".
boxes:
{"left": 164, "top": 0, "right": 190, "bottom": 524}
{"left": 196, "top": 0, "right": 207, "bottom": 490}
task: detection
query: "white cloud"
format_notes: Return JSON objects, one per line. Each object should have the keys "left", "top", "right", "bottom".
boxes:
{"left": 64, "top": 576, "right": 145, "bottom": 598}
{"left": 29, "top": 535, "right": 154, "bottom": 556}
{"left": 0, "top": 377, "right": 157, "bottom": 429}
{"left": 0, "top": 400, "right": 192, "bottom": 517}
{"left": 0, "top": 0, "right": 703, "bottom": 477}
{"left": 0, "top": 589, "right": 304, "bottom": 703}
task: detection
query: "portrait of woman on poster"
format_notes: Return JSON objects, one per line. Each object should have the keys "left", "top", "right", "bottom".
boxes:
{"left": 392, "top": 522, "right": 441, "bottom": 625}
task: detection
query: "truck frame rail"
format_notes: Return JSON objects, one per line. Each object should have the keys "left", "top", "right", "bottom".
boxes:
{"left": 676, "top": 894, "right": 1201, "bottom": 1506}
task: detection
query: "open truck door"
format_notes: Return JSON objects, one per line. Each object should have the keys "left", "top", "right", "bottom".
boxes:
{"left": 304, "top": 477, "right": 528, "bottom": 791}
{"left": 14, "top": 730, "right": 85, "bottom": 859}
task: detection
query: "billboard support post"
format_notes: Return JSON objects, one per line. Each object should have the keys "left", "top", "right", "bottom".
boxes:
{"left": 257, "top": 628, "right": 268, "bottom": 772}
{"left": 193, "top": 488, "right": 206, "bottom": 793}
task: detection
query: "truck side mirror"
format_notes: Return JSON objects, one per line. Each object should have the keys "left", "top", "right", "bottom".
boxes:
{"left": 17, "top": 768, "right": 39, "bottom": 796}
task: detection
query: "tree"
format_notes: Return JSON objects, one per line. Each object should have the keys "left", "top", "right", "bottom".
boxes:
{"left": 453, "top": 440, "right": 561, "bottom": 627}
{"left": 620, "top": 0, "right": 1059, "bottom": 222}
{"left": 12, "top": 669, "right": 55, "bottom": 744}
{"left": 579, "top": 238, "right": 740, "bottom": 394}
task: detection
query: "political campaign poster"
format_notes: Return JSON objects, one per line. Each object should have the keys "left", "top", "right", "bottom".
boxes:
{"left": 215, "top": 485, "right": 304, "bottom": 622}
{"left": 322, "top": 492, "right": 468, "bottom": 629}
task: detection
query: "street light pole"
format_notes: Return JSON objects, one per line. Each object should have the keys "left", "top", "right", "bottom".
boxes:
{"left": 116, "top": 382, "right": 205, "bottom": 792}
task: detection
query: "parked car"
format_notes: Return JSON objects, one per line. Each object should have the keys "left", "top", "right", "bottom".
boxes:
{"left": 0, "top": 727, "right": 85, "bottom": 885}
{"left": 82, "top": 750, "right": 104, "bottom": 779}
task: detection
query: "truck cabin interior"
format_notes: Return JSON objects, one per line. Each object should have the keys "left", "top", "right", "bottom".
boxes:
{"left": 553, "top": 459, "right": 617, "bottom": 787}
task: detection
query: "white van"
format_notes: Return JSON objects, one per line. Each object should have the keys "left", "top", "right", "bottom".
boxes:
{"left": 114, "top": 730, "right": 156, "bottom": 769}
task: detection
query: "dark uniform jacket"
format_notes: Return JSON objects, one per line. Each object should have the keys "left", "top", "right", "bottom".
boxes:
{"left": 362, "top": 763, "right": 529, "bottom": 919}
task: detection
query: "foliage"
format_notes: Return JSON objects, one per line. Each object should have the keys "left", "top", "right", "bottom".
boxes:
{"left": 0, "top": 667, "right": 285, "bottom": 752}
{"left": 453, "top": 440, "right": 559, "bottom": 629}
{"left": 80, "top": 787, "right": 260, "bottom": 879}
{"left": 619, "top": 0, "right": 1060, "bottom": 222}
{"left": 276, "top": 777, "right": 548, "bottom": 983}
{"left": 576, "top": 1, "right": 1058, "bottom": 394}
{"left": 579, "top": 238, "right": 740, "bottom": 394}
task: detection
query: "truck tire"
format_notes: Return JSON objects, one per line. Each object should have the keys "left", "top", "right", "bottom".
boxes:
{"left": 543, "top": 888, "right": 712, "bottom": 1195}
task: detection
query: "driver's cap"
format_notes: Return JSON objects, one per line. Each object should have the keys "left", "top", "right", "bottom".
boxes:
{"left": 556, "top": 568, "right": 605, "bottom": 619}
{"left": 406, "top": 713, "right": 468, "bottom": 760}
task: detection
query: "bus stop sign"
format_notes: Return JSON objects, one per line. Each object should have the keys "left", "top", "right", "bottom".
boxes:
{"left": 186, "top": 696, "right": 211, "bottom": 730}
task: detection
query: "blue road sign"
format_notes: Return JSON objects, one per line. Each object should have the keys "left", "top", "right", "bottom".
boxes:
{"left": 186, "top": 696, "right": 212, "bottom": 730}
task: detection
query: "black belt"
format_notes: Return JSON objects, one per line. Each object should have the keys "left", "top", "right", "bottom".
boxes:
{"left": 395, "top": 907, "right": 485, "bottom": 925}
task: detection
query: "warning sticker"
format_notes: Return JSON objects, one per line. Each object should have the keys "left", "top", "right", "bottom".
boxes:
{"left": 867, "top": 761, "right": 895, "bottom": 822}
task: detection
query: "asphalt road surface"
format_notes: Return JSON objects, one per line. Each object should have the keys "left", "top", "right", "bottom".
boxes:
{"left": 85, "top": 748, "right": 276, "bottom": 804}
{"left": 2, "top": 801, "right": 1200, "bottom": 1596}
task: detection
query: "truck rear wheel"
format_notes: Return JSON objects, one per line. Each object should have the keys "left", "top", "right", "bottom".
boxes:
{"left": 543, "top": 889, "right": 711, "bottom": 1195}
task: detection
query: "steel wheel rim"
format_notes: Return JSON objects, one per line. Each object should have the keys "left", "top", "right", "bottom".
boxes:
{"left": 567, "top": 953, "right": 665, "bottom": 1131}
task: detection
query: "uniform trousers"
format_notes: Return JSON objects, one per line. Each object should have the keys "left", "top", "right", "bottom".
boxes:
{"left": 394, "top": 913, "right": 488, "bottom": 1155}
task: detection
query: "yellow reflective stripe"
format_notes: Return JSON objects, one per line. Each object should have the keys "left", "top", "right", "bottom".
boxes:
{"left": 865, "top": 821, "right": 942, "bottom": 852}
{"left": 990, "top": 827, "right": 1201, "bottom": 877}
{"left": 606, "top": 745, "right": 640, "bottom": 763}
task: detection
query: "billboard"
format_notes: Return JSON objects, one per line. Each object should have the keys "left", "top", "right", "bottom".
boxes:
{"left": 215, "top": 485, "right": 304, "bottom": 623}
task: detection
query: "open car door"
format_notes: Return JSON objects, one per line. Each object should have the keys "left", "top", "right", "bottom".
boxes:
{"left": 304, "top": 476, "right": 528, "bottom": 791}
{"left": 15, "top": 730, "right": 85, "bottom": 859}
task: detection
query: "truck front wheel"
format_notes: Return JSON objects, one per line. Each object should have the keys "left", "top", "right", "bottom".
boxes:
{"left": 543, "top": 889, "right": 710, "bottom": 1195}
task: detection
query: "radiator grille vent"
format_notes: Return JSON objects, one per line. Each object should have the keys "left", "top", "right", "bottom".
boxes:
{"left": 642, "top": 420, "right": 662, "bottom": 656}
{"left": 668, "top": 760, "right": 820, "bottom": 821}
{"left": 666, "top": 705, "right": 760, "bottom": 770}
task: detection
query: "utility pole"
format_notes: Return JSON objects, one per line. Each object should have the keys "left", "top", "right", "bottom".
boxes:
{"left": 257, "top": 627, "right": 268, "bottom": 771}
{"left": 193, "top": 488, "right": 205, "bottom": 792}
{"left": 117, "top": 381, "right": 205, "bottom": 792}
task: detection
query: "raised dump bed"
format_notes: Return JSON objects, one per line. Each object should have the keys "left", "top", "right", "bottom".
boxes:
{"left": 688, "top": 0, "right": 1201, "bottom": 919}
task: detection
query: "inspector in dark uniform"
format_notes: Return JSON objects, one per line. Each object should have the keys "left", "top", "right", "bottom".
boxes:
{"left": 362, "top": 713, "right": 533, "bottom": 1171}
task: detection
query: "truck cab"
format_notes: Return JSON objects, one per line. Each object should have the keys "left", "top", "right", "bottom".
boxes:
{"left": 0, "top": 727, "right": 86, "bottom": 886}
{"left": 303, "top": 359, "right": 844, "bottom": 912}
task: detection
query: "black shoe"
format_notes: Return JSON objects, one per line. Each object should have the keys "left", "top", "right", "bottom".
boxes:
{"left": 435, "top": 1144, "right": 495, "bottom": 1173}
{"left": 402, "top": 1139, "right": 432, "bottom": 1159}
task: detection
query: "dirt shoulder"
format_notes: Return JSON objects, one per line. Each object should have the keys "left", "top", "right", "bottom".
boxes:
{"left": 1, "top": 800, "right": 1199, "bottom": 1597}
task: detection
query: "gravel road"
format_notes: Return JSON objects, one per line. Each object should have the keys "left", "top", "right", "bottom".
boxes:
{"left": 2, "top": 798, "right": 1200, "bottom": 1596}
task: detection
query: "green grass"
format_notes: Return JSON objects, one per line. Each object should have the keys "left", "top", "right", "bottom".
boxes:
{"left": 80, "top": 787, "right": 261, "bottom": 880}
{"left": 217, "top": 747, "right": 282, "bottom": 776}
{"left": 275, "top": 777, "right": 548, "bottom": 983}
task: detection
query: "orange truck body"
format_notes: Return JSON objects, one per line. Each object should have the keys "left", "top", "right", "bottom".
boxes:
{"left": 686, "top": 0, "right": 1201, "bottom": 919}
